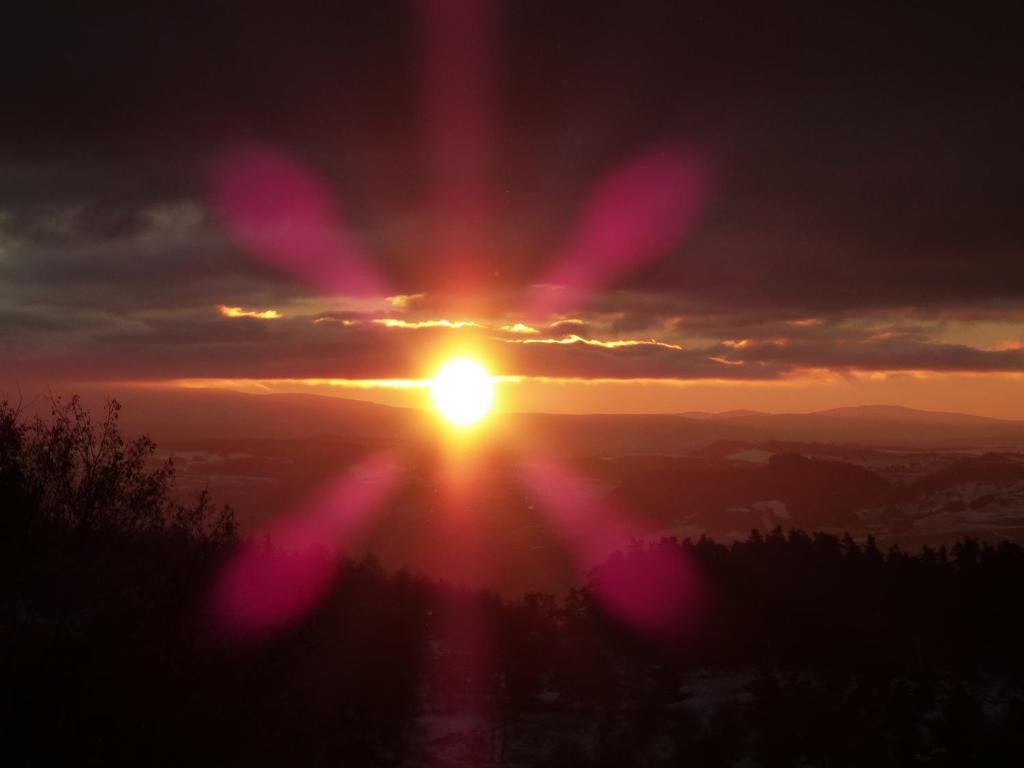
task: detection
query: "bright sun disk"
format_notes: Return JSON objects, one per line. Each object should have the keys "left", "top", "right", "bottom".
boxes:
{"left": 430, "top": 358, "right": 494, "bottom": 427}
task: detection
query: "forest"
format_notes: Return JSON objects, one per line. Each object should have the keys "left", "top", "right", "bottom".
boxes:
{"left": 2, "top": 398, "right": 1023, "bottom": 766}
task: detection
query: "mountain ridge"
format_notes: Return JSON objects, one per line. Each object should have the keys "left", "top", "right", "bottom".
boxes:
{"left": 22, "top": 386, "right": 1024, "bottom": 451}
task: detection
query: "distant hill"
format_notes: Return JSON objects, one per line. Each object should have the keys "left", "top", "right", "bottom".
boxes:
{"left": 812, "top": 404, "right": 1011, "bottom": 425}
{"left": 82, "top": 388, "right": 430, "bottom": 445}
{"left": 514, "top": 406, "right": 1024, "bottom": 455}
{"left": 73, "top": 389, "right": 1024, "bottom": 453}
{"left": 655, "top": 406, "right": 1024, "bottom": 451}
{"left": 679, "top": 409, "right": 764, "bottom": 420}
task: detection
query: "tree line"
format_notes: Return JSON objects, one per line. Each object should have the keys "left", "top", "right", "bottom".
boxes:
{"left": 2, "top": 397, "right": 1022, "bottom": 766}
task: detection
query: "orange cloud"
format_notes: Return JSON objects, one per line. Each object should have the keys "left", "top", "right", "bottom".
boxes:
{"left": 313, "top": 316, "right": 357, "bottom": 325}
{"left": 372, "top": 318, "right": 483, "bottom": 330}
{"left": 994, "top": 339, "right": 1024, "bottom": 351}
{"left": 384, "top": 293, "right": 425, "bottom": 309}
{"left": 217, "top": 305, "right": 281, "bottom": 319}
{"left": 501, "top": 334, "right": 684, "bottom": 350}
{"left": 501, "top": 323, "right": 540, "bottom": 334}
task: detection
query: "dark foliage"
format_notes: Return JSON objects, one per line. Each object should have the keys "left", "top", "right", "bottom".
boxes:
{"left": 2, "top": 399, "right": 1022, "bottom": 766}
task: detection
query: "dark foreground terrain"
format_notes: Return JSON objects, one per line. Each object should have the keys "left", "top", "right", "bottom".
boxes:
{"left": 3, "top": 398, "right": 1024, "bottom": 766}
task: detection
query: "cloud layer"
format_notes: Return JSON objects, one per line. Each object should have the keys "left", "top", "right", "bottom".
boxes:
{"left": 1, "top": 2, "right": 1022, "bottom": 384}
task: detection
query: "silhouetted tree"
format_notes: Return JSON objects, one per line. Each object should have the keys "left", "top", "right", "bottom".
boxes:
{"left": 3, "top": 397, "right": 1024, "bottom": 766}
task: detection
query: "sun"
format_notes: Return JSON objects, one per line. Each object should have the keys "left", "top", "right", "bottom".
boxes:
{"left": 430, "top": 358, "right": 494, "bottom": 427}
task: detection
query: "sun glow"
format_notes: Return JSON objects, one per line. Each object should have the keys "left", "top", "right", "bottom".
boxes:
{"left": 430, "top": 358, "right": 494, "bottom": 427}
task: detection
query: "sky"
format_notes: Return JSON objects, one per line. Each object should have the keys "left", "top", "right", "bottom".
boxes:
{"left": 2, "top": 1, "right": 1023, "bottom": 416}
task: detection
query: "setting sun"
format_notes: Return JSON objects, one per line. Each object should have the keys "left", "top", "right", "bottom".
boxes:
{"left": 430, "top": 358, "right": 494, "bottom": 427}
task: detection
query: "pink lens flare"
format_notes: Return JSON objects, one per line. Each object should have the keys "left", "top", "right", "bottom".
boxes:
{"left": 519, "top": 459, "right": 702, "bottom": 635}
{"left": 589, "top": 539, "right": 702, "bottom": 636}
{"left": 211, "top": 144, "right": 387, "bottom": 297}
{"left": 531, "top": 147, "right": 708, "bottom": 316}
{"left": 209, "top": 453, "right": 403, "bottom": 637}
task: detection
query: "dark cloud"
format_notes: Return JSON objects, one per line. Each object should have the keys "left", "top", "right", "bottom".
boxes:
{"left": 713, "top": 339, "right": 1024, "bottom": 374}
{"left": 4, "top": 303, "right": 1022, "bottom": 383}
{"left": 1, "top": 2, "right": 1022, "bottom": 382}
{"left": 0, "top": 199, "right": 306, "bottom": 313}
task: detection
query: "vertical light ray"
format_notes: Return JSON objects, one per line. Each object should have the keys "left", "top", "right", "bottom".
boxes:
{"left": 417, "top": 0, "right": 497, "bottom": 290}
{"left": 209, "top": 452, "right": 403, "bottom": 637}
{"left": 211, "top": 143, "right": 388, "bottom": 297}
{"left": 412, "top": 444, "right": 500, "bottom": 765}
{"left": 415, "top": 590, "right": 500, "bottom": 766}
